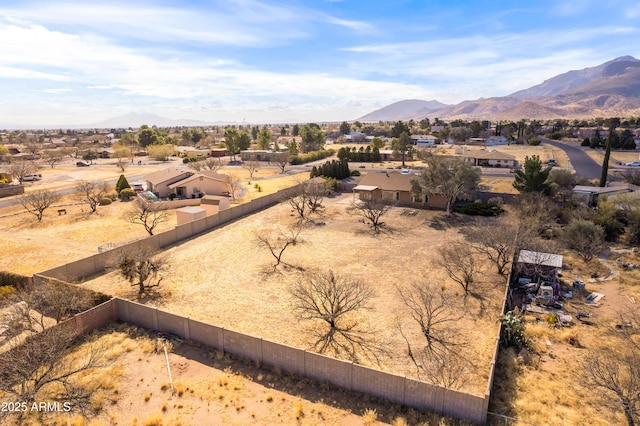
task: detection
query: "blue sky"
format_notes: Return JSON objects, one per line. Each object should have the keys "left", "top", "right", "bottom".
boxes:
{"left": 1, "top": 0, "right": 639, "bottom": 127}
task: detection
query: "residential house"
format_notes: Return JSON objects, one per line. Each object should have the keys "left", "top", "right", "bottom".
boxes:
{"left": 352, "top": 171, "right": 448, "bottom": 209}
{"left": 240, "top": 150, "right": 289, "bottom": 162}
{"left": 572, "top": 183, "right": 640, "bottom": 207}
{"left": 167, "top": 171, "right": 230, "bottom": 199}
{"left": 462, "top": 150, "right": 517, "bottom": 168}
{"left": 485, "top": 136, "right": 508, "bottom": 146}
{"left": 145, "top": 168, "right": 194, "bottom": 198}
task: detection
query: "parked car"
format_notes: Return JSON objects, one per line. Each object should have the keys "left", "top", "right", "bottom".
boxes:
{"left": 133, "top": 184, "right": 144, "bottom": 193}
{"left": 626, "top": 161, "right": 640, "bottom": 167}
{"left": 76, "top": 161, "right": 90, "bottom": 167}
{"left": 22, "top": 173, "right": 42, "bottom": 181}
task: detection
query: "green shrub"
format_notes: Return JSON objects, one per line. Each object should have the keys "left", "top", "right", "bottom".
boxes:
{"left": 168, "top": 193, "right": 176, "bottom": 200}
{"left": 289, "top": 150, "right": 333, "bottom": 165}
{"left": 453, "top": 201, "right": 504, "bottom": 216}
{"left": 119, "top": 188, "right": 136, "bottom": 200}
{"left": 351, "top": 170, "right": 361, "bottom": 176}
{"left": 99, "top": 197, "right": 112, "bottom": 206}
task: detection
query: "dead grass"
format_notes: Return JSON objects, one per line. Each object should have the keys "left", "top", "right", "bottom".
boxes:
{"left": 72, "top": 328, "right": 466, "bottom": 425}
{"left": 80, "top": 197, "right": 504, "bottom": 394}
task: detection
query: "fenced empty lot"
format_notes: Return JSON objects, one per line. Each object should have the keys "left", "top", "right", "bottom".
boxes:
{"left": 78, "top": 194, "right": 505, "bottom": 397}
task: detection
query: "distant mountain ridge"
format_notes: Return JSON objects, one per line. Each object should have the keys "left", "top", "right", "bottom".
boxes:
{"left": 358, "top": 56, "right": 640, "bottom": 121}
{"left": 87, "top": 112, "right": 218, "bottom": 128}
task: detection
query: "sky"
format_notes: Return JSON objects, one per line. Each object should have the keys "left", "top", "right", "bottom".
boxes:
{"left": 1, "top": 0, "right": 640, "bottom": 127}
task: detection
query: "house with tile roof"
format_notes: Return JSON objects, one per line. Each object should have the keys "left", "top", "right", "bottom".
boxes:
{"left": 352, "top": 170, "right": 448, "bottom": 209}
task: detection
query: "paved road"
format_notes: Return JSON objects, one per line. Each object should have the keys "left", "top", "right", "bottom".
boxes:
{"left": 541, "top": 138, "right": 602, "bottom": 180}
{"left": 0, "top": 174, "right": 148, "bottom": 209}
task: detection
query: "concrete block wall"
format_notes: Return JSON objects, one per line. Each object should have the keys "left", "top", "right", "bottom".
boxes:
{"left": 72, "top": 298, "right": 118, "bottom": 334}
{"left": 113, "top": 298, "right": 488, "bottom": 424}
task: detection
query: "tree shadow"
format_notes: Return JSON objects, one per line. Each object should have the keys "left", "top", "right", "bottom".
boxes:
{"left": 307, "top": 321, "right": 390, "bottom": 366}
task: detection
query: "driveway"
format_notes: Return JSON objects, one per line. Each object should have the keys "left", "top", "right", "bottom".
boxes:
{"left": 541, "top": 138, "right": 602, "bottom": 180}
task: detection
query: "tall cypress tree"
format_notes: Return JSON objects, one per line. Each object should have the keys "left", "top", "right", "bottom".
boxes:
{"left": 600, "top": 118, "right": 619, "bottom": 187}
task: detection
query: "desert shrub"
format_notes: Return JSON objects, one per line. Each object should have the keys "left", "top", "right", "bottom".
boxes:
{"left": 0, "top": 285, "right": 16, "bottom": 299}
{"left": 581, "top": 137, "right": 591, "bottom": 146}
{"left": 99, "top": 197, "right": 112, "bottom": 206}
{"left": 351, "top": 170, "right": 361, "bottom": 176}
{"left": 454, "top": 201, "right": 504, "bottom": 216}
{"left": 119, "top": 188, "right": 136, "bottom": 200}
{"left": 107, "top": 191, "right": 118, "bottom": 201}
{"left": 168, "top": 193, "right": 176, "bottom": 200}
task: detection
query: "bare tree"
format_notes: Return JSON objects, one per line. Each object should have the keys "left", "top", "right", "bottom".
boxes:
{"left": 255, "top": 226, "right": 302, "bottom": 271}
{"left": 114, "top": 246, "right": 168, "bottom": 294}
{"left": 226, "top": 173, "right": 241, "bottom": 201}
{"left": 0, "top": 325, "right": 117, "bottom": 423}
{"left": 76, "top": 180, "right": 110, "bottom": 213}
{"left": 42, "top": 151, "right": 63, "bottom": 168}
{"left": 435, "top": 242, "right": 483, "bottom": 296}
{"left": 0, "top": 281, "right": 94, "bottom": 343}
{"left": 289, "top": 271, "right": 382, "bottom": 363}
{"left": 285, "top": 183, "right": 309, "bottom": 221}
{"left": 580, "top": 346, "right": 640, "bottom": 426}
{"left": 307, "top": 180, "right": 330, "bottom": 214}
{"left": 8, "top": 159, "right": 38, "bottom": 183}
{"left": 243, "top": 161, "right": 259, "bottom": 178}
{"left": 619, "top": 168, "right": 640, "bottom": 186}
{"left": 349, "top": 199, "right": 393, "bottom": 234}
{"left": 203, "top": 157, "right": 223, "bottom": 171}
{"left": 20, "top": 189, "right": 60, "bottom": 221}
{"left": 562, "top": 219, "right": 607, "bottom": 263}
{"left": 113, "top": 148, "right": 130, "bottom": 172}
{"left": 125, "top": 199, "right": 169, "bottom": 235}
{"left": 276, "top": 157, "right": 288, "bottom": 173}
{"left": 189, "top": 158, "right": 223, "bottom": 172}
{"left": 396, "top": 281, "right": 465, "bottom": 357}
{"left": 466, "top": 217, "right": 524, "bottom": 275}
{"left": 188, "top": 160, "right": 204, "bottom": 171}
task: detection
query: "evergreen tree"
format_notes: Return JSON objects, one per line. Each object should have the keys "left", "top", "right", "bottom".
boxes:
{"left": 310, "top": 166, "right": 318, "bottom": 178}
{"left": 372, "top": 146, "right": 381, "bottom": 162}
{"left": 512, "top": 155, "right": 553, "bottom": 194}
{"left": 115, "top": 174, "right": 131, "bottom": 193}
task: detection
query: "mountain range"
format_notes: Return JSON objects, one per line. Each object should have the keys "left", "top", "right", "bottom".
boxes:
{"left": 358, "top": 56, "right": 640, "bottom": 122}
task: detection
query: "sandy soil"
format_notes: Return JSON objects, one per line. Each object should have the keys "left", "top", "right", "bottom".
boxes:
{"left": 79, "top": 195, "right": 505, "bottom": 396}
{"left": 10, "top": 325, "right": 458, "bottom": 426}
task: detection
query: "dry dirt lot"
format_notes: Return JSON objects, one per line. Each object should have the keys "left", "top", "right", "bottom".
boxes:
{"left": 8, "top": 325, "right": 465, "bottom": 426}
{"left": 79, "top": 194, "right": 505, "bottom": 396}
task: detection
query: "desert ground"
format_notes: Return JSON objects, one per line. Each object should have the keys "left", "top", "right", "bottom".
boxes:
{"left": 9, "top": 325, "right": 466, "bottom": 426}
{"left": 78, "top": 195, "right": 505, "bottom": 396}
{"left": 0, "top": 161, "right": 307, "bottom": 275}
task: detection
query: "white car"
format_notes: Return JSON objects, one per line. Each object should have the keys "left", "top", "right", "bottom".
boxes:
{"left": 22, "top": 173, "right": 42, "bottom": 181}
{"left": 626, "top": 161, "right": 640, "bottom": 166}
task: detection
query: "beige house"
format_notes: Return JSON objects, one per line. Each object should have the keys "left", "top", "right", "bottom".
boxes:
{"left": 145, "top": 168, "right": 230, "bottom": 199}
{"left": 167, "top": 172, "right": 230, "bottom": 199}
{"left": 146, "top": 169, "right": 193, "bottom": 198}
{"left": 353, "top": 171, "right": 448, "bottom": 209}
{"left": 462, "top": 150, "right": 517, "bottom": 168}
